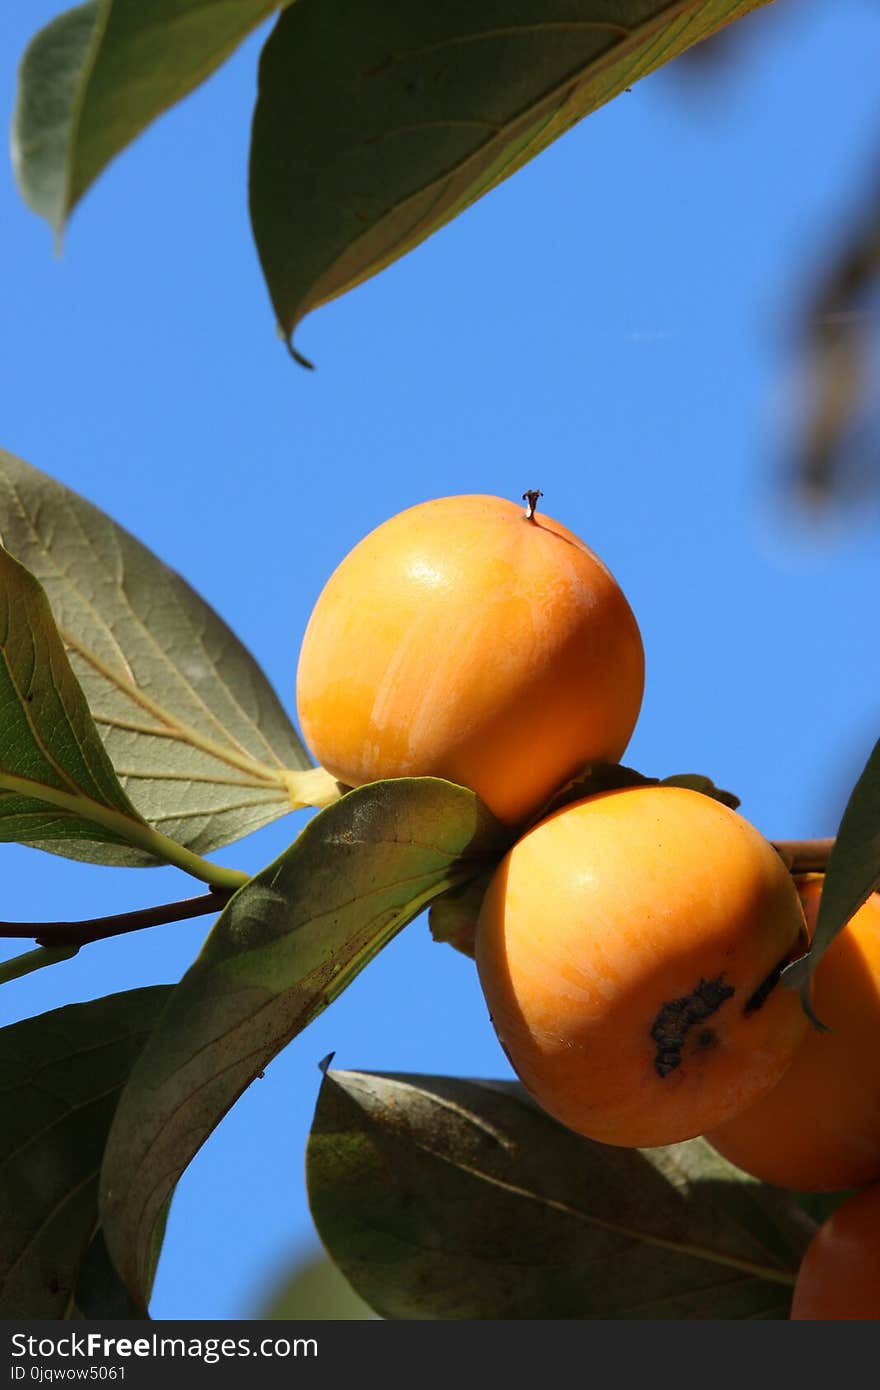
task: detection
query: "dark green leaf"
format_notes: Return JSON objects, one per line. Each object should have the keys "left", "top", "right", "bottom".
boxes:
{"left": 250, "top": 0, "right": 775, "bottom": 357}
{"left": 0, "top": 987, "right": 171, "bottom": 1319}
{"left": 784, "top": 736, "right": 880, "bottom": 1004}
{"left": 13, "top": 0, "right": 282, "bottom": 233}
{"left": 68, "top": 1230, "right": 144, "bottom": 1319}
{"left": 529, "top": 764, "right": 741, "bottom": 827}
{"left": 0, "top": 449, "right": 313, "bottom": 864}
{"left": 0, "top": 541, "right": 158, "bottom": 860}
{"left": 308, "top": 1071, "right": 814, "bottom": 1319}
{"left": 528, "top": 761, "right": 653, "bottom": 824}
{"left": 99, "top": 778, "right": 508, "bottom": 1305}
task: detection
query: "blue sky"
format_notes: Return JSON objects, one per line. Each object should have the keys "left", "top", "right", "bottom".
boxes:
{"left": 2, "top": 0, "right": 880, "bottom": 1320}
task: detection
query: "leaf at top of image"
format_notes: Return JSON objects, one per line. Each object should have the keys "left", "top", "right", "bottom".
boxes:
{"left": 12, "top": 0, "right": 283, "bottom": 235}
{"left": 0, "top": 449, "right": 312, "bottom": 865}
{"left": 0, "top": 986, "right": 171, "bottom": 1319}
{"left": 249, "top": 0, "right": 774, "bottom": 359}
{"left": 99, "top": 776, "right": 509, "bottom": 1306}
{"left": 307, "top": 1070, "right": 815, "bottom": 1320}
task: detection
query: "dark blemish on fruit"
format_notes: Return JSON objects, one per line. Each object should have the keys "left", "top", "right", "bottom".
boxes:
{"left": 744, "top": 947, "right": 796, "bottom": 1015}
{"left": 650, "top": 976, "right": 735, "bottom": 1078}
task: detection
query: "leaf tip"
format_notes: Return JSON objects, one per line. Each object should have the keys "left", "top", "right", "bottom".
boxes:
{"left": 275, "top": 319, "right": 314, "bottom": 369}
{"left": 287, "top": 340, "right": 315, "bottom": 371}
{"left": 781, "top": 953, "right": 831, "bottom": 1032}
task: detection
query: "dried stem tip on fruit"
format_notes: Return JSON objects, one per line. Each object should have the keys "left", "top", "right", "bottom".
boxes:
{"left": 522, "top": 489, "right": 543, "bottom": 520}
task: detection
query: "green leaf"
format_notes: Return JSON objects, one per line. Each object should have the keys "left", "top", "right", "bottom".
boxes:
{"left": 784, "top": 736, "right": 880, "bottom": 1005}
{"left": 307, "top": 1071, "right": 815, "bottom": 1320}
{"left": 0, "top": 945, "right": 80, "bottom": 988}
{"left": 529, "top": 764, "right": 741, "bottom": 827}
{"left": 0, "top": 449, "right": 311, "bottom": 864}
{"left": 67, "top": 1230, "right": 144, "bottom": 1319}
{"left": 0, "top": 541, "right": 158, "bottom": 860}
{"left": 99, "top": 777, "right": 508, "bottom": 1305}
{"left": 428, "top": 869, "right": 492, "bottom": 959}
{"left": 12, "top": 0, "right": 283, "bottom": 233}
{"left": 0, "top": 986, "right": 171, "bottom": 1319}
{"left": 659, "top": 773, "right": 740, "bottom": 810}
{"left": 258, "top": 1251, "right": 376, "bottom": 1320}
{"left": 528, "top": 761, "right": 653, "bottom": 824}
{"left": 250, "top": 0, "right": 775, "bottom": 358}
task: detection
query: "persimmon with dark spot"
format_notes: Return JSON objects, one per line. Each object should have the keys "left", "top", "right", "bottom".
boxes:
{"left": 474, "top": 785, "right": 809, "bottom": 1148}
{"left": 706, "top": 878, "right": 880, "bottom": 1192}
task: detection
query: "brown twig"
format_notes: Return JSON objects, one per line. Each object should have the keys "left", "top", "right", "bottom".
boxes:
{"left": 0, "top": 887, "right": 235, "bottom": 949}
{"left": 772, "top": 838, "right": 835, "bottom": 875}
{"left": 0, "top": 840, "right": 836, "bottom": 953}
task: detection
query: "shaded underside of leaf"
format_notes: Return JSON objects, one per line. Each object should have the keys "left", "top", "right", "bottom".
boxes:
{"left": 99, "top": 777, "right": 508, "bottom": 1305}
{"left": 13, "top": 0, "right": 284, "bottom": 233}
{"left": 525, "top": 762, "right": 740, "bottom": 827}
{"left": 249, "top": 0, "right": 774, "bottom": 353}
{"left": 0, "top": 986, "right": 171, "bottom": 1318}
{"left": 0, "top": 542, "right": 152, "bottom": 856}
{"left": 0, "top": 449, "right": 309, "bottom": 862}
{"left": 307, "top": 1071, "right": 814, "bottom": 1320}
{"left": 428, "top": 869, "right": 492, "bottom": 958}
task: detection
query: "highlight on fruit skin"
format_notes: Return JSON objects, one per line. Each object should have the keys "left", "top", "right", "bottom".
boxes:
{"left": 705, "top": 878, "right": 880, "bottom": 1192}
{"left": 295, "top": 493, "right": 645, "bottom": 826}
{"left": 790, "top": 1182, "right": 880, "bottom": 1319}
{"left": 474, "top": 784, "right": 809, "bottom": 1149}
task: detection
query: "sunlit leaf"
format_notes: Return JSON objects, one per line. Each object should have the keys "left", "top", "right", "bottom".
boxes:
{"left": 12, "top": 0, "right": 282, "bottom": 233}
{"left": 0, "top": 987, "right": 170, "bottom": 1319}
{"left": 249, "top": 0, "right": 775, "bottom": 358}
{"left": 99, "top": 777, "right": 508, "bottom": 1304}
{"left": 308, "top": 1070, "right": 814, "bottom": 1319}
{"left": 0, "top": 449, "right": 312, "bottom": 863}
{"left": 0, "top": 542, "right": 158, "bottom": 861}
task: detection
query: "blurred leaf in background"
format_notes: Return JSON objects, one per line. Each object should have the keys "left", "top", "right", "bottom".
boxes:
{"left": 259, "top": 1249, "right": 376, "bottom": 1320}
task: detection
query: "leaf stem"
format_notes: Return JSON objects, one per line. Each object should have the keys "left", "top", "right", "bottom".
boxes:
{"left": 0, "top": 888, "right": 234, "bottom": 949}
{"left": 0, "top": 769, "right": 249, "bottom": 890}
{"left": 0, "top": 943, "right": 79, "bottom": 986}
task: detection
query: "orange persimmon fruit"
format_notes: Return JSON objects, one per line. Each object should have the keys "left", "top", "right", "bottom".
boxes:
{"left": 790, "top": 1182, "right": 880, "bottom": 1319}
{"left": 295, "top": 493, "right": 644, "bottom": 826}
{"left": 706, "top": 878, "right": 880, "bottom": 1192}
{"left": 474, "top": 785, "right": 809, "bottom": 1148}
